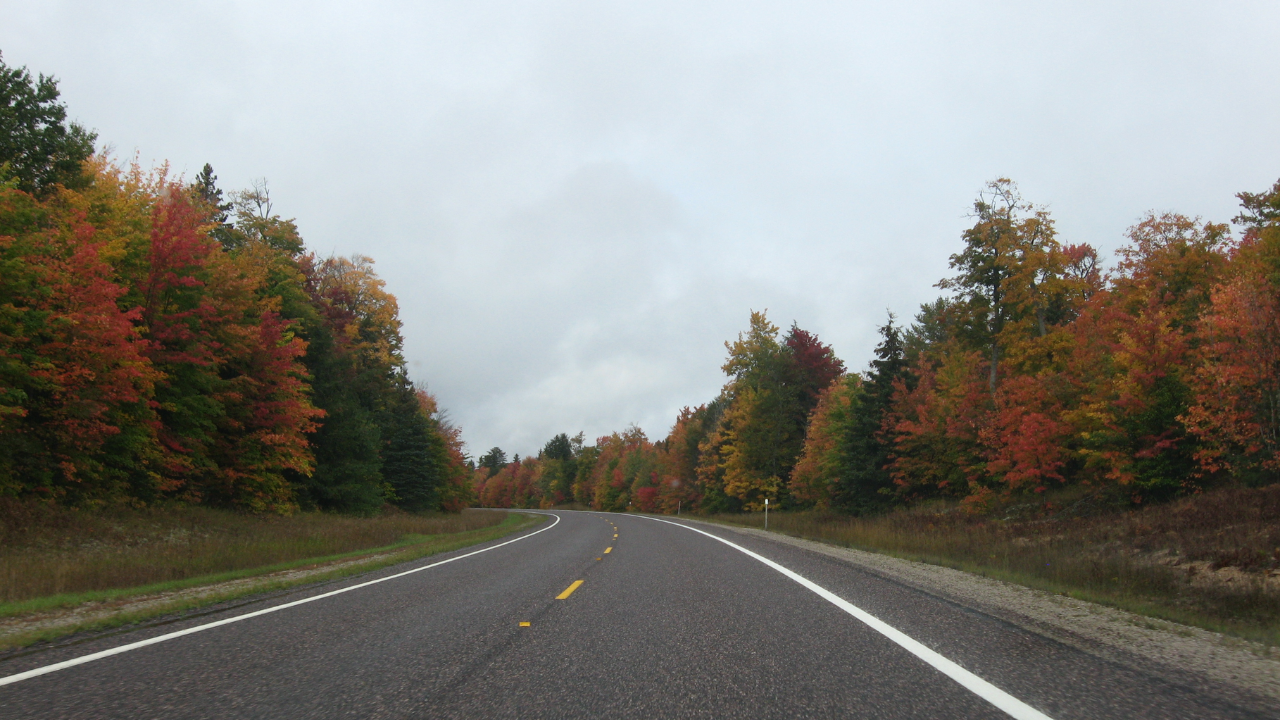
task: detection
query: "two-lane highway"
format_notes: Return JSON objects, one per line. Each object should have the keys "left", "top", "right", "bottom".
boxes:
{"left": 0, "top": 511, "right": 1271, "bottom": 718}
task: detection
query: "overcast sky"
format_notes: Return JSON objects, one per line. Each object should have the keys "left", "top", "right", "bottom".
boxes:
{"left": 4, "top": 1, "right": 1278, "bottom": 457}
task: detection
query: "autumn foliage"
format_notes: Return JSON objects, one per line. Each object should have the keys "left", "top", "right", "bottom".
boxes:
{"left": 0, "top": 76, "right": 472, "bottom": 517}
{"left": 476, "top": 177, "right": 1280, "bottom": 516}
{"left": 4, "top": 54, "right": 1277, "bottom": 519}
{"left": 0, "top": 158, "right": 472, "bottom": 513}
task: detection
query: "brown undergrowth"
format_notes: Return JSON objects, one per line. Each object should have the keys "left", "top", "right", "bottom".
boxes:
{"left": 0, "top": 501, "right": 506, "bottom": 606}
{"left": 702, "top": 484, "right": 1280, "bottom": 644}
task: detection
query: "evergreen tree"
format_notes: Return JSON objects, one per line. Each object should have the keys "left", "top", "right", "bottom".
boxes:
{"left": 478, "top": 447, "right": 507, "bottom": 478}
{"left": 832, "top": 314, "right": 907, "bottom": 513}
{"left": 290, "top": 318, "right": 384, "bottom": 513}
{"left": 539, "top": 432, "right": 578, "bottom": 504}
{"left": 543, "top": 433, "right": 573, "bottom": 461}
{"left": 190, "top": 163, "right": 235, "bottom": 249}
{"left": 380, "top": 376, "right": 446, "bottom": 512}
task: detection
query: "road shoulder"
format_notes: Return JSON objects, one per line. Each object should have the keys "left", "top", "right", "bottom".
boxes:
{"left": 676, "top": 517, "right": 1280, "bottom": 705}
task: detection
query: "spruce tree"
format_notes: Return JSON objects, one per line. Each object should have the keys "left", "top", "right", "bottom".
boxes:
{"left": 832, "top": 314, "right": 907, "bottom": 513}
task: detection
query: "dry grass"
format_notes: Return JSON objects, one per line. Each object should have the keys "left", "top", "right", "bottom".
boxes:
{"left": 702, "top": 485, "right": 1280, "bottom": 643}
{"left": 0, "top": 501, "right": 507, "bottom": 606}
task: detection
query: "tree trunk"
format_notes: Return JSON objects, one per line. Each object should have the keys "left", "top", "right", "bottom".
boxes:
{"left": 989, "top": 342, "right": 999, "bottom": 395}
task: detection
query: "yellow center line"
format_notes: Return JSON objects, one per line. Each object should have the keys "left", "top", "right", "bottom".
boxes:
{"left": 604, "top": 547, "right": 612, "bottom": 553}
{"left": 556, "top": 580, "right": 584, "bottom": 600}
{"left": 613, "top": 534, "right": 618, "bottom": 538}
{"left": 519, "top": 621, "right": 530, "bottom": 627}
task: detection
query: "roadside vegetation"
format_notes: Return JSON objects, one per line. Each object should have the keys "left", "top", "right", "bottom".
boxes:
{"left": 474, "top": 177, "right": 1280, "bottom": 521}
{"left": 0, "top": 502, "right": 510, "bottom": 613}
{"left": 0, "top": 52, "right": 472, "bottom": 518}
{"left": 701, "top": 484, "right": 1280, "bottom": 644}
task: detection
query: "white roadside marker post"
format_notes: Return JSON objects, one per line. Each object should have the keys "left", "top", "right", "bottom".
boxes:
{"left": 765, "top": 497, "right": 769, "bottom": 530}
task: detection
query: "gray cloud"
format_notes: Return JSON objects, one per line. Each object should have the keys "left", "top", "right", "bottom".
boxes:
{"left": 4, "top": 0, "right": 1278, "bottom": 456}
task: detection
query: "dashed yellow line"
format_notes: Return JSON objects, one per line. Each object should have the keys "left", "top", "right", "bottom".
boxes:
{"left": 519, "top": 621, "right": 531, "bottom": 627}
{"left": 604, "top": 547, "right": 612, "bottom": 554}
{"left": 556, "top": 580, "right": 584, "bottom": 600}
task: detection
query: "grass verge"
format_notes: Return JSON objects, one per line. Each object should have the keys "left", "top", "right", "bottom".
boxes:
{"left": 0, "top": 510, "right": 540, "bottom": 650}
{"left": 0, "top": 503, "right": 513, "bottom": 604}
{"left": 696, "top": 485, "right": 1280, "bottom": 646}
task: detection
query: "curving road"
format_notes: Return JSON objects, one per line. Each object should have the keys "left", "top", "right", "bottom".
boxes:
{"left": 0, "top": 511, "right": 1271, "bottom": 719}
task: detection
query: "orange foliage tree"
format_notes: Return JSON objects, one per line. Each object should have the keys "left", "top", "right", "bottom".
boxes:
{"left": 0, "top": 181, "right": 156, "bottom": 501}
{"left": 1184, "top": 181, "right": 1280, "bottom": 483}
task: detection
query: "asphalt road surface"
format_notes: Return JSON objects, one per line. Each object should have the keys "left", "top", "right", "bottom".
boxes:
{"left": 0, "top": 511, "right": 1271, "bottom": 719}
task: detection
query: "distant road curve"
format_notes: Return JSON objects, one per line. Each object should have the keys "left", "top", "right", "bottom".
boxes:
{"left": 0, "top": 510, "right": 1269, "bottom": 719}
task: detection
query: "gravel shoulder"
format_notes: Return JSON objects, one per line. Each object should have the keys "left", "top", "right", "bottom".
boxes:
{"left": 686, "top": 518, "right": 1280, "bottom": 705}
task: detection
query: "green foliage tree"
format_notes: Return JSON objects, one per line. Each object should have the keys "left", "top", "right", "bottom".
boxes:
{"left": 0, "top": 52, "right": 96, "bottom": 195}
{"left": 190, "top": 163, "right": 235, "bottom": 249}
{"left": 380, "top": 376, "right": 448, "bottom": 512}
{"left": 478, "top": 447, "right": 507, "bottom": 478}
{"left": 538, "top": 432, "right": 578, "bottom": 505}
{"left": 543, "top": 433, "right": 573, "bottom": 461}
{"left": 831, "top": 314, "right": 907, "bottom": 513}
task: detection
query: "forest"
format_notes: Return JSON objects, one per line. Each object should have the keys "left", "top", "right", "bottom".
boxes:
{"left": 474, "top": 178, "right": 1280, "bottom": 516}
{"left": 0, "top": 53, "right": 471, "bottom": 515}
{"left": 4, "top": 51, "right": 1279, "bottom": 523}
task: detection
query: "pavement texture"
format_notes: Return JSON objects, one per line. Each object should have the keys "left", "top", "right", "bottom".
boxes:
{"left": 0, "top": 510, "right": 1275, "bottom": 719}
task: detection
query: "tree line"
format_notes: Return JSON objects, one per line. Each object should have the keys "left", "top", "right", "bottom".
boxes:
{"left": 0, "top": 52, "right": 471, "bottom": 514}
{"left": 475, "top": 177, "right": 1280, "bottom": 514}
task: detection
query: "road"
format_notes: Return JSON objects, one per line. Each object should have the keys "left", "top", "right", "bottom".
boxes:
{"left": 0, "top": 510, "right": 1271, "bottom": 719}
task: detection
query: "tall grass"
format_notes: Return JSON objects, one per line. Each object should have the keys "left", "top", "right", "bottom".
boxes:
{"left": 0, "top": 502, "right": 507, "bottom": 604}
{"left": 702, "top": 485, "right": 1280, "bottom": 643}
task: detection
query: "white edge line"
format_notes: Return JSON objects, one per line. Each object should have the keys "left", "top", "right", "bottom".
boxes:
{"left": 635, "top": 514, "right": 1054, "bottom": 720}
{"left": 0, "top": 511, "right": 561, "bottom": 687}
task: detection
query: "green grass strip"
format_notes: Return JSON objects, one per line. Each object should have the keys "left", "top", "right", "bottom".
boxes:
{"left": 0, "top": 512, "right": 543, "bottom": 649}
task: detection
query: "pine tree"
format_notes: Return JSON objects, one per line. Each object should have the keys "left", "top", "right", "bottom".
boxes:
{"left": 832, "top": 315, "right": 907, "bottom": 512}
